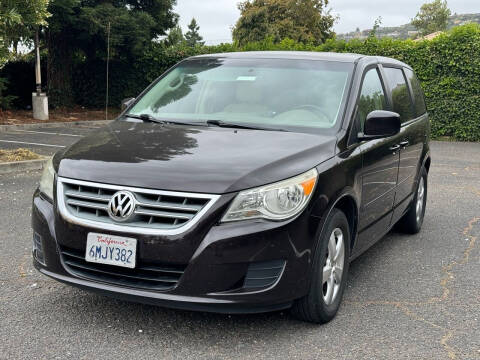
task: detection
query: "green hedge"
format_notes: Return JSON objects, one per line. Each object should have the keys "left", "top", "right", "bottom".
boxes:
{"left": 2, "top": 24, "right": 480, "bottom": 141}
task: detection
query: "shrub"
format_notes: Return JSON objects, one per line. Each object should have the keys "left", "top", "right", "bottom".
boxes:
{"left": 1, "top": 24, "right": 479, "bottom": 141}
{"left": 0, "top": 77, "right": 17, "bottom": 109}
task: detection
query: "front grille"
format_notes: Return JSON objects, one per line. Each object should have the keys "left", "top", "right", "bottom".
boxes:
{"left": 60, "top": 246, "right": 186, "bottom": 291}
{"left": 57, "top": 177, "right": 219, "bottom": 235}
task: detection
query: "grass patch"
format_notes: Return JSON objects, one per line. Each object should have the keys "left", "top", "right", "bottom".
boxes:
{"left": 0, "top": 148, "right": 42, "bottom": 162}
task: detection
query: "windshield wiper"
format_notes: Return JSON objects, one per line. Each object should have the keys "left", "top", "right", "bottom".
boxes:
{"left": 125, "top": 114, "right": 165, "bottom": 124}
{"left": 206, "top": 120, "right": 285, "bottom": 132}
{"left": 125, "top": 114, "right": 206, "bottom": 127}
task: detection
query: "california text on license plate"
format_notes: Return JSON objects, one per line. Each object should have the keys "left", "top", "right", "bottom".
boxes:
{"left": 85, "top": 233, "right": 137, "bottom": 269}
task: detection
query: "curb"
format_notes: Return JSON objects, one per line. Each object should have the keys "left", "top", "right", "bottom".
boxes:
{"left": 0, "top": 120, "right": 113, "bottom": 133}
{"left": 0, "top": 158, "right": 49, "bottom": 174}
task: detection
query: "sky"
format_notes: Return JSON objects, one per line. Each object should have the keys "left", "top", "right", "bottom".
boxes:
{"left": 174, "top": 0, "right": 480, "bottom": 44}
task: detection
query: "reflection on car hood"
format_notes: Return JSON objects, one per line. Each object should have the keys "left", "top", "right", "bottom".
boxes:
{"left": 56, "top": 120, "right": 337, "bottom": 194}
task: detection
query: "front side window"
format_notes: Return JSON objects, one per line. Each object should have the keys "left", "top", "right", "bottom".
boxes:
{"left": 128, "top": 58, "right": 354, "bottom": 133}
{"left": 404, "top": 68, "right": 427, "bottom": 116}
{"left": 356, "top": 68, "right": 387, "bottom": 132}
{"left": 383, "top": 67, "right": 415, "bottom": 123}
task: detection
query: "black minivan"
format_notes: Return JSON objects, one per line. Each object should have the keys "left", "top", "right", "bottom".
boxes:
{"left": 32, "top": 52, "right": 430, "bottom": 323}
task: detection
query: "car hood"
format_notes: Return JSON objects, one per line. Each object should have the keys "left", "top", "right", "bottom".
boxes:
{"left": 56, "top": 120, "right": 336, "bottom": 194}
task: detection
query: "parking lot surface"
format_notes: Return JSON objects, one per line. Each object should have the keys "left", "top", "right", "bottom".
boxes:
{"left": 0, "top": 124, "right": 105, "bottom": 156}
{"left": 0, "top": 137, "right": 479, "bottom": 359}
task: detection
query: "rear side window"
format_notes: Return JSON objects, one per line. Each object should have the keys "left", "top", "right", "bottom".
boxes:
{"left": 383, "top": 67, "right": 415, "bottom": 123}
{"left": 356, "top": 68, "right": 387, "bottom": 132}
{"left": 404, "top": 68, "right": 427, "bottom": 116}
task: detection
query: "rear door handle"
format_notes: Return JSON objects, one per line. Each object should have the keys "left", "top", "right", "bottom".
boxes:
{"left": 389, "top": 144, "right": 400, "bottom": 152}
{"left": 400, "top": 140, "right": 409, "bottom": 148}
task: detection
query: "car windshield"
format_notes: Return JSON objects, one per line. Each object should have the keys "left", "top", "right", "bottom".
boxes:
{"left": 128, "top": 57, "right": 354, "bottom": 132}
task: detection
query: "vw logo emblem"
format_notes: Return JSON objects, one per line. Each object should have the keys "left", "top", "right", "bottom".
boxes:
{"left": 108, "top": 191, "right": 136, "bottom": 222}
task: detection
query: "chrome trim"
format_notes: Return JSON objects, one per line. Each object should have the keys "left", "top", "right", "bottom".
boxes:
{"left": 57, "top": 177, "right": 221, "bottom": 236}
{"left": 64, "top": 191, "right": 110, "bottom": 202}
{"left": 135, "top": 209, "right": 194, "bottom": 220}
{"left": 66, "top": 199, "right": 109, "bottom": 211}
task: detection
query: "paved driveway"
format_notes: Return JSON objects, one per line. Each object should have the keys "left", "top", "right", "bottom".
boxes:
{"left": 0, "top": 140, "right": 479, "bottom": 360}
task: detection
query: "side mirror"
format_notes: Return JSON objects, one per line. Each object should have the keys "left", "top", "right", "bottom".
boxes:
{"left": 358, "top": 110, "right": 401, "bottom": 140}
{"left": 121, "top": 97, "right": 135, "bottom": 111}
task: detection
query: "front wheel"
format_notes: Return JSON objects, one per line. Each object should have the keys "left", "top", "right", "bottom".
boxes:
{"left": 396, "top": 167, "right": 428, "bottom": 234}
{"left": 291, "top": 208, "right": 351, "bottom": 323}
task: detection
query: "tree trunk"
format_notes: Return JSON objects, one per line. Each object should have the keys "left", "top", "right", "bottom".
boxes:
{"left": 47, "top": 29, "right": 74, "bottom": 107}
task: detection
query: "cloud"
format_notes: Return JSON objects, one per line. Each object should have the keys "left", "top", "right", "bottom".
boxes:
{"left": 174, "top": 0, "right": 480, "bottom": 43}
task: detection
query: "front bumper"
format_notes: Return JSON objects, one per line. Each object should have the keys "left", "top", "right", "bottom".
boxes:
{"left": 32, "top": 189, "right": 320, "bottom": 314}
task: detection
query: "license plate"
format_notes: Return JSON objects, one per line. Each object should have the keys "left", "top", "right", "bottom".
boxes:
{"left": 85, "top": 233, "right": 137, "bottom": 269}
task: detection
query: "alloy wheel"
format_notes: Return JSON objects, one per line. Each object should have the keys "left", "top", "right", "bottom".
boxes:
{"left": 416, "top": 177, "right": 425, "bottom": 223}
{"left": 322, "top": 228, "right": 345, "bottom": 305}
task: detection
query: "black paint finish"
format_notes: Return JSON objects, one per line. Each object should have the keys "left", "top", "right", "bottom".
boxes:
{"left": 32, "top": 52, "right": 430, "bottom": 313}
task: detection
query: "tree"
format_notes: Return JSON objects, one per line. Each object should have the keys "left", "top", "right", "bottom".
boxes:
{"left": 0, "top": 0, "right": 50, "bottom": 64}
{"left": 165, "top": 25, "right": 185, "bottom": 46}
{"left": 369, "top": 16, "right": 382, "bottom": 38}
{"left": 185, "top": 18, "right": 204, "bottom": 47}
{"left": 412, "top": 0, "right": 451, "bottom": 36}
{"left": 232, "top": 0, "right": 336, "bottom": 46}
{"left": 0, "top": 0, "right": 50, "bottom": 109}
{"left": 46, "top": 0, "right": 178, "bottom": 106}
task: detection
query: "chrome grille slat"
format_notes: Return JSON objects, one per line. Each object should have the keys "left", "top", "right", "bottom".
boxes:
{"left": 135, "top": 200, "right": 202, "bottom": 213}
{"left": 135, "top": 208, "right": 194, "bottom": 220}
{"left": 66, "top": 199, "right": 109, "bottom": 211}
{"left": 57, "top": 177, "right": 220, "bottom": 235}
{"left": 64, "top": 191, "right": 111, "bottom": 203}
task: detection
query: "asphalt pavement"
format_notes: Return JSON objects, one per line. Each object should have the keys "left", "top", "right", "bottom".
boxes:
{"left": 0, "top": 140, "right": 479, "bottom": 360}
{"left": 0, "top": 124, "right": 104, "bottom": 156}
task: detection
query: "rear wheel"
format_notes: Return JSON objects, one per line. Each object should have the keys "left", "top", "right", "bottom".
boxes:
{"left": 397, "top": 166, "right": 428, "bottom": 234}
{"left": 291, "top": 208, "right": 350, "bottom": 323}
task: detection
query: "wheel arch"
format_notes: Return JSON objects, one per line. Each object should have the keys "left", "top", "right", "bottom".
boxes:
{"left": 333, "top": 195, "right": 359, "bottom": 251}
{"left": 424, "top": 156, "right": 431, "bottom": 173}
{"left": 312, "top": 189, "right": 360, "bottom": 254}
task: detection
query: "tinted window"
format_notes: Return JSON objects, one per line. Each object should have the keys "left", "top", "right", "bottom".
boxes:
{"left": 356, "top": 68, "right": 387, "bottom": 132}
{"left": 404, "top": 68, "right": 427, "bottom": 116}
{"left": 383, "top": 67, "right": 415, "bottom": 123}
{"left": 129, "top": 58, "right": 354, "bottom": 133}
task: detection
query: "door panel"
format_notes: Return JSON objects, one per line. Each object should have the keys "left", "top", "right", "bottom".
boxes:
{"left": 356, "top": 137, "right": 400, "bottom": 253}
{"left": 353, "top": 67, "right": 400, "bottom": 253}
{"left": 394, "top": 117, "right": 425, "bottom": 205}
{"left": 359, "top": 138, "right": 399, "bottom": 230}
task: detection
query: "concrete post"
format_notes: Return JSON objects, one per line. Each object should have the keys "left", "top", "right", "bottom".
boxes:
{"left": 32, "top": 93, "right": 49, "bottom": 120}
{"left": 32, "top": 28, "right": 49, "bottom": 121}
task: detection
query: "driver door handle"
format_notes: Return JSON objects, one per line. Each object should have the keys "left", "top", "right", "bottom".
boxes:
{"left": 389, "top": 144, "right": 400, "bottom": 153}
{"left": 400, "top": 140, "right": 409, "bottom": 148}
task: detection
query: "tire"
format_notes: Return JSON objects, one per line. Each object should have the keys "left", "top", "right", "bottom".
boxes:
{"left": 396, "top": 166, "right": 428, "bottom": 234}
{"left": 291, "top": 208, "right": 351, "bottom": 324}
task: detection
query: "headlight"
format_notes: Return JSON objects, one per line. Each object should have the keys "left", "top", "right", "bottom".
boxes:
{"left": 39, "top": 157, "right": 55, "bottom": 200}
{"left": 221, "top": 168, "right": 318, "bottom": 222}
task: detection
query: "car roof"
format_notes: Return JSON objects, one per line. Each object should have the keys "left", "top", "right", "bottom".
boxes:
{"left": 189, "top": 51, "right": 411, "bottom": 68}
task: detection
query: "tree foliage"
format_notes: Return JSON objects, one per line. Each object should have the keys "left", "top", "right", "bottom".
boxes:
{"left": 185, "top": 18, "right": 204, "bottom": 47}
{"left": 165, "top": 25, "right": 185, "bottom": 47}
{"left": 412, "top": 0, "right": 451, "bottom": 36}
{"left": 0, "top": 0, "right": 50, "bottom": 63}
{"left": 46, "top": 0, "right": 178, "bottom": 106}
{"left": 0, "top": 0, "right": 49, "bottom": 109}
{"left": 3, "top": 24, "right": 480, "bottom": 141}
{"left": 232, "top": 0, "right": 336, "bottom": 45}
